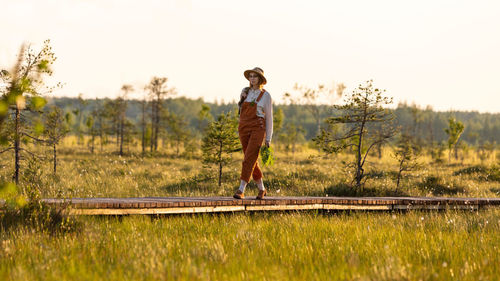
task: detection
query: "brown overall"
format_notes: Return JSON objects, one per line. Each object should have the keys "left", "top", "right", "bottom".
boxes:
{"left": 238, "top": 89, "right": 266, "bottom": 183}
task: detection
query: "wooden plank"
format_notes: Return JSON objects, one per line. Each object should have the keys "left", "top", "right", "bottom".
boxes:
{"left": 323, "top": 204, "right": 392, "bottom": 211}
{"left": 47, "top": 196, "right": 500, "bottom": 206}
{"left": 3, "top": 196, "right": 499, "bottom": 216}
{"left": 394, "top": 204, "right": 479, "bottom": 210}
{"left": 246, "top": 204, "right": 324, "bottom": 211}
{"left": 69, "top": 205, "right": 246, "bottom": 215}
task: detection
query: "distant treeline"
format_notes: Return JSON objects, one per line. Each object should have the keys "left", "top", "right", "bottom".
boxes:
{"left": 48, "top": 97, "right": 500, "bottom": 145}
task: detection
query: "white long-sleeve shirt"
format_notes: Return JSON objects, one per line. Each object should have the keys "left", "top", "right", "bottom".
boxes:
{"left": 241, "top": 88, "right": 273, "bottom": 143}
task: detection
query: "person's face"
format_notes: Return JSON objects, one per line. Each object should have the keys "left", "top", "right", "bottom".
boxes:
{"left": 248, "top": 73, "right": 260, "bottom": 87}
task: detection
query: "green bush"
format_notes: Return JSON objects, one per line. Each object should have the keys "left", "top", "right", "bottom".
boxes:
{"left": 418, "top": 176, "right": 465, "bottom": 196}
{"left": 454, "top": 165, "right": 500, "bottom": 182}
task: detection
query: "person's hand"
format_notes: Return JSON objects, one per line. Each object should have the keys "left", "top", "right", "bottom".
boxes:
{"left": 265, "top": 140, "right": 270, "bottom": 147}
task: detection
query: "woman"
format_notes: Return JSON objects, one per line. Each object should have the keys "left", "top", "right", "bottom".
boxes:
{"left": 233, "top": 67, "right": 273, "bottom": 200}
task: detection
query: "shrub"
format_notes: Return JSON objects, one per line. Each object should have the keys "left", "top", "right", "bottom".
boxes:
{"left": 418, "top": 176, "right": 465, "bottom": 196}
{"left": 0, "top": 200, "right": 80, "bottom": 234}
{"left": 0, "top": 158, "right": 81, "bottom": 234}
{"left": 324, "top": 182, "right": 408, "bottom": 197}
{"left": 454, "top": 165, "right": 500, "bottom": 182}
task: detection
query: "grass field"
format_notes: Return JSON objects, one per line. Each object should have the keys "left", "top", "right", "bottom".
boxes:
{"left": 1, "top": 139, "right": 499, "bottom": 280}
{"left": 1, "top": 211, "right": 499, "bottom": 280}
{"left": 0, "top": 138, "right": 498, "bottom": 199}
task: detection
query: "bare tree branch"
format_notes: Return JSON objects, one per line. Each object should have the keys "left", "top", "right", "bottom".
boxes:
{"left": 20, "top": 147, "right": 46, "bottom": 161}
{"left": 0, "top": 147, "right": 14, "bottom": 154}
{"left": 21, "top": 132, "right": 46, "bottom": 143}
{"left": 361, "top": 140, "right": 383, "bottom": 168}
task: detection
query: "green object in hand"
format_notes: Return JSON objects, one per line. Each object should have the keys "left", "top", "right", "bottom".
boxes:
{"left": 260, "top": 146, "right": 274, "bottom": 166}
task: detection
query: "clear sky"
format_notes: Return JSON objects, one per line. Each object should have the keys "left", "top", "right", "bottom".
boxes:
{"left": 1, "top": 0, "right": 499, "bottom": 112}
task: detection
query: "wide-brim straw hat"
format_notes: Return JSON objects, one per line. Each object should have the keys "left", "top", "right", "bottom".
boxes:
{"left": 244, "top": 67, "right": 267, "bottom": 85}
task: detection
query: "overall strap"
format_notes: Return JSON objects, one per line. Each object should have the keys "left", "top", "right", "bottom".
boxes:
{"left": 256, "top": 89, "right": 265, "bottom": 102}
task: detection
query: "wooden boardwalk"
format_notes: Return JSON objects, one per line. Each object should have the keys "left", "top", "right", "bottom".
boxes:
{"left": 30, "top": 196, "right": 500, "bottom": 215}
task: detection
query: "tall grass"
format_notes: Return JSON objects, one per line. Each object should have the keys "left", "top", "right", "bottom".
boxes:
{"left": 1, "top": 138, "right": 499, "bottom": 280}
{"left": 1, "top": 210, "right": 499, "bottom": 280}
{"left": 2, "top": 139, "right": 498, "bottom": 199}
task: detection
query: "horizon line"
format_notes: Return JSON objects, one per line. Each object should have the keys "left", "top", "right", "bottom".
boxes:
{"left": 45, "top": 95, "right": 500, "bottom": 115}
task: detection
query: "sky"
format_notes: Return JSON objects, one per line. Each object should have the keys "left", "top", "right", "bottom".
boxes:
{"left": 1, "top": 0, "right": 499, "bottom": 112}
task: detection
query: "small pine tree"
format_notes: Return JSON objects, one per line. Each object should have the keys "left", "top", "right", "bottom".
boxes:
{"left": 85, "top": 115, "right": 95, "bottom": 153}
{"left": 478, "top": 141, "right": 495, "bottom": 163}
{"left": 118, "top": 85, "right": 132, "bottom": 156}
{"left": 393, "top": 134, "right": 420, "bottom": 189}
{"left": 166, "top": 112, "right": 190, "bottom": 157}
{"left": 102, "top": 99, "right": 119, "bottom": 148}
{"left": 201, "top": 112, "right": 240, "bottom": 186}
{"left": 147, "top": 77, "right": 175, "bottom": 152}
{"left": 75, "top": 94, "right": 88, "bottom": 146}
{"left": 197, "top": 104, "right": 213, "bottom": 135}
{"left": 430, "top": 141, "right": 446, "bottom": 164}
{"left": 140, "top": 92, "right": 148, "bottom": 156}
{"left": 89, "top": 99, "right": 106, "bottom": 152}
{"left": 292, "top": 83, "right": 344, "bottom": 137}
{"left": 273, "top": 107, "right": 284, "bottom": 148}
{"left": 314, "top": 80, "right": 395, "bottom": 188}
{"left": 0, "top": 40, "right": 56, "bottom": 184}
{"left": 444, "top": 118, "right": 465, "bottom": 162}
{"left": 43, "top": 106, "right": 69, "bottom": 175}
{"left": 279, "top": 122, "right": 305, "bottom": 155}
